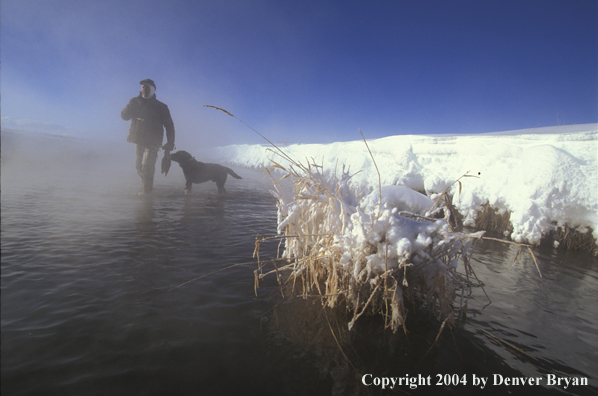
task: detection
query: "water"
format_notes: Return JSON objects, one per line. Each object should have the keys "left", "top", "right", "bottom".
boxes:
{"left": 2, "top": 147, "right": 597, "bottom": 395}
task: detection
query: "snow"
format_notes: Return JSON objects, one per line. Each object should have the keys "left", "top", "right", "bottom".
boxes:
{"left": 361, "top": 186, "right": 433, "bottom": 216}
{"left": 211, "top": 124, "right": 598, "bottom": 247}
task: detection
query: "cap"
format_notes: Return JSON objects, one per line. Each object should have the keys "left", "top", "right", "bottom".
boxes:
{"left": 139, "top": 79, "right": 156, "bottom": 89}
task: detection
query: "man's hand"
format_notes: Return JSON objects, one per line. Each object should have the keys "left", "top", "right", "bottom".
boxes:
{"left": 162, "top": 142, "right": 175, "bottom": 152}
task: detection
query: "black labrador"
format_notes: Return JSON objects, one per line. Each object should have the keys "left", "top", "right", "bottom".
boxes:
{"left": 170, "top": 150, "right": 242, "bottom": 194}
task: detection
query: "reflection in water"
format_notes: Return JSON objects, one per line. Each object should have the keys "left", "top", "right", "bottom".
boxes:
{"left": 131, "top": 195, "right": 158, "bottom": 265}
{"left": 256, "top": 237, "right": 598, "bottom": 395}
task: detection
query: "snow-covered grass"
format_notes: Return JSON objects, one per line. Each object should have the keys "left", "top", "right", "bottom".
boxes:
{"left": 211, "top": 123, "right": 598, "bottom": 251}
{"left": 252, "top": 157, "right": 484, "bottom": 332}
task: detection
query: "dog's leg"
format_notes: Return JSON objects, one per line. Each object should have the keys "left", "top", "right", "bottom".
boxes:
{"left": 185, "top": 180, "right": 193, "bottom": 194}
{"left": 216, "top": 181, "right": 226, "bottom": 194}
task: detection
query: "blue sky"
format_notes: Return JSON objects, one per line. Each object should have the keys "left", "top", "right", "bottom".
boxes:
{"left": 2, "top": 0, "right": 597, "bottom": 147}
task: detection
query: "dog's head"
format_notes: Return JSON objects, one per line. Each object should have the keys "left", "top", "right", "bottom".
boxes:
{"left": 170, "top": 150, "right": 194, "bottom": 163}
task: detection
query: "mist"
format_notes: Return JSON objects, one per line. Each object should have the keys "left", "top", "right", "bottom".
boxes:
{"left": 1, "top": 129, "right": 184, "bottom": 199}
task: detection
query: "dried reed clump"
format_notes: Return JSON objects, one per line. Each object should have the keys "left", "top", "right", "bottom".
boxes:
{"left": 254, "top": 160, "right": 484, "bottom": 333}
{"left": 474, "top": 202, "right": 514, "bottom": 237}
{"left": 472, "top": 203, "right": 596, "bottom": 255}
{"left": 546, "top": 225, "right": 598, "bottom": 256}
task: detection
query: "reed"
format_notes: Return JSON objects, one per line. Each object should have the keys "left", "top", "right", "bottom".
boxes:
{"left": 471, "top": 202, "right": 596, "bottom": 256}
{"left": 253, "top": 159, "right": 485, "bottom": 333}
{"left": 546, "top": 225, "right": 597, "bottom": 255}
{"left": 433, "top": 193, "right": 596, "bottom": 256}
{"left": 474, "top": 202, "right": 514, "bottom": 237}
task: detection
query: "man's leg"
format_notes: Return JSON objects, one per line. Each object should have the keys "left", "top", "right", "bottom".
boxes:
{"left": 142, "top": 146, "right": 159, "bottom": 193}
{"left": 135, "top": 144, "right": 145, "bottom": 181}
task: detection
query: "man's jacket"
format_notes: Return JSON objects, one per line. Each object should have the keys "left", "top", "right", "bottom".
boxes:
{"left": 121, "top": 94, "right": 175, "bottom": 147}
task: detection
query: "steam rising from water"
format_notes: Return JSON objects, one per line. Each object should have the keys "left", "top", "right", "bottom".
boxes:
{"left": 1, "top": 129, "right": 188, "bottom": 197}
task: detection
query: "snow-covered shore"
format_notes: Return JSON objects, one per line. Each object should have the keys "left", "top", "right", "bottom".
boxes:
{"left": 210, "top": 124, "right": 598, "bottom": 248}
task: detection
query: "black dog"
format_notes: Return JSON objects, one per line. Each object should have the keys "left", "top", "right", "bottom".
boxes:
{"left": 170, "top": 150, "right": 242, "bottom": 194}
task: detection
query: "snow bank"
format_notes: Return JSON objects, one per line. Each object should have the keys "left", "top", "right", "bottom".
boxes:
{"left": 212, "top": 124, "right": 597, "bottom": 247}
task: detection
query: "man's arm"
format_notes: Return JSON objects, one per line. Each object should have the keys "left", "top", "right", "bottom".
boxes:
{"left": 121, "top": 97, "right": 141, "bottom": 121}
{"left": 162, "top": 105, "right": 175, "bottom": 148}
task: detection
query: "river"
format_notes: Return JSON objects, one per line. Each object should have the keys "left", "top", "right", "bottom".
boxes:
{"left": 1, "top": 145, "right": 596, "bottom": 395}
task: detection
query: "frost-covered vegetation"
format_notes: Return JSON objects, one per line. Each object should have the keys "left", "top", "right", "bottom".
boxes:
{"left": 253, "top": 154, "right": 485, "bottom": 332}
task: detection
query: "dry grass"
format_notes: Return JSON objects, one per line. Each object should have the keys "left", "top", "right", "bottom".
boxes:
{"left": 253, "top": 160, "right": 485, "bottom": 333}
{"left": 474, "top": 203, "right": 514, "bottom": 237}
{"left": 471, "top": 202, "right": 596, "bottom": 255}
{"left": 434, "top": 192, "right": 597, "bottom": 256}
{"left": 547, "top": 225, "right": 597, "bottom": 255}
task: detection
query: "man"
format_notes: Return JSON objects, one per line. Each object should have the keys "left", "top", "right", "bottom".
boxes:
{"left": 121, "top": 79, "right": 175, "bottom": 194}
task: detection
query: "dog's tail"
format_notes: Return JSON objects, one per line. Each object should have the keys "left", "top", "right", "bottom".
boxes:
{"left": 226, "top": 168, "right": 242, "bottom": 179}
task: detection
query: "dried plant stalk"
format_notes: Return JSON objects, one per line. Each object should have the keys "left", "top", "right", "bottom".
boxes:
{"left": 255, "top": 160, "right": 485, "bottom": 333}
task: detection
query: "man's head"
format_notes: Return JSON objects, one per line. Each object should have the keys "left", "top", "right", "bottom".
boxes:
{"left": 139, "top": 79, "right": 156, "bottom": 98}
